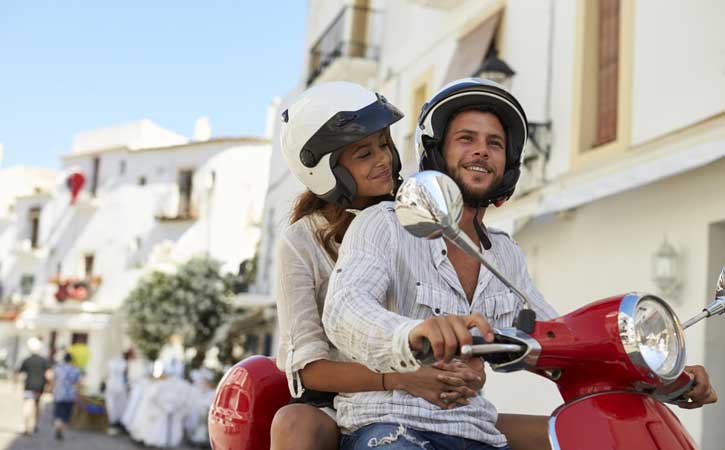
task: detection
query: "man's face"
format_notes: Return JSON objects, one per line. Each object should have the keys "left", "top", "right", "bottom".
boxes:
{"left": 442, "top": 110, "right": 506, "bottom": 206}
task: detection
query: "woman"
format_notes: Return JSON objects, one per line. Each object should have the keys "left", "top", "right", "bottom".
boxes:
{"left": 271, "top": 81, "right": 484, "bottom": 450}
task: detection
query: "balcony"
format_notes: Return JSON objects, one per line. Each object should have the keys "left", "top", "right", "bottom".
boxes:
{"left": 50, "top": 275, "right": 102, "bottom": 303}
{"left": 307, "top": 5, "right": 382, "bottom": 86}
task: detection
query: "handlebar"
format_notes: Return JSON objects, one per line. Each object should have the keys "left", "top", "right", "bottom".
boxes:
{"left": 416, "top": 335, "right": 526, "bottom": 364}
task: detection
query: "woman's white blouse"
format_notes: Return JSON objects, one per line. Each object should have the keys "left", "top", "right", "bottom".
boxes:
{"left": 274, "top": 213, "right": 339, "bottom": 398}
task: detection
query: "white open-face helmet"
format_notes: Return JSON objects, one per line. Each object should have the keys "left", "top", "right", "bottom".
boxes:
{"left": 281, "top": 81, "right": 404, "bottom": 207}
{"left": 416, "top": 78, "right": 529, "bottom": 206}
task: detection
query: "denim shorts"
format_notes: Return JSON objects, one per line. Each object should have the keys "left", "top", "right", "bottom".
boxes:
{"left": 340, "top": 422, "right": 510, "bottom": 450}
{"left": 53, "top": 401, "right": 74, "bottom": 423}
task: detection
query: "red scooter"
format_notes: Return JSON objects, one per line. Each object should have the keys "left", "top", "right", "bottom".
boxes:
{"left": 208, "top": 171, "right": 724, "bottom": 450}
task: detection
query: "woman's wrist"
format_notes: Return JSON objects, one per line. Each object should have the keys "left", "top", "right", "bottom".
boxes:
{"left": 384, "top": 372, "right": 404, "bottom": 391}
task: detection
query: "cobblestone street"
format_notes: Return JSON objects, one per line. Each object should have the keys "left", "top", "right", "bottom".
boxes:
{"left": 0, "top": 380, "right": 200, "bottom": 450}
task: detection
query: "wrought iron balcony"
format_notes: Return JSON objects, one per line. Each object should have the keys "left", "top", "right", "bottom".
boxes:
{"left": 307, "top": 5, "right": 382, "bottom": 86}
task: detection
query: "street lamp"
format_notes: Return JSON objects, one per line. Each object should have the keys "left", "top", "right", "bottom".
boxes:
{"left": 652, "top": 237, "right": 682, "bottom": 302}
{"left": 474, "top": 46, "right": 515, "bottom": 88}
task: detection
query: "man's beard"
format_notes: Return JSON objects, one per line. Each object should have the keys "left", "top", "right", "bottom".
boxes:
{"left": 447, "top": 165, "right": 504, "bottom": 206}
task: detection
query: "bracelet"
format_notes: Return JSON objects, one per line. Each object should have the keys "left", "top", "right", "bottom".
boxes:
{"left": 382, "top": 373, "right": 387, "bottom": 390}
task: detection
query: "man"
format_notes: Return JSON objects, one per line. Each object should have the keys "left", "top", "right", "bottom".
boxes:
{"left": 322, "top": 78, "right": 717, "bottom": 449}
{"left": 17, "top": 337, "right": 51, "bottom": 435}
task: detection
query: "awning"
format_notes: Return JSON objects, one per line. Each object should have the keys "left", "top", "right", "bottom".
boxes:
{"left": 442, "top": 11, "right": 501, "bottom": 84}
{"left": 488, "top": 131, "right": 725, "bottom": 233}
{"left": 232, "top": 293, "right": 275, "bottom": 308}
{"left": 17, "top": 309, "right": 113, "bottom": 331}
{"left": 210, "top": 309, "right": 268, "bottom": 345}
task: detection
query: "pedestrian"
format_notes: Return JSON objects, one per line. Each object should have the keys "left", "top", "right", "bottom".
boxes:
{"left": 16, "top": 337, "right": 51, "bottom": 435}
{"left": 51, "top": 352, "right": 81, "bottom": 440}
{"left": 105, "top": 349, "right": 133, "bottom": 433}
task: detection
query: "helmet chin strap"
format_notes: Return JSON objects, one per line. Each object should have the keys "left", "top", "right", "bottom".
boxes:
{"left": 473, "top": 205, "right": 492, "bottom": 250}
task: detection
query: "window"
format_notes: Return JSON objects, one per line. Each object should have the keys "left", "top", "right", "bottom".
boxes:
{"left": 263, "top": 333, "right": 273, "bottom": 356}
{"left": 20, "top": 274, "right": 34, "bottom": 296}
{"left": 177, "top": 169, "right": 194, "bottom": 217}
{"left": 580, "top": 0, "right": 621, "bottom": 151}
{"left": 91, "top": 157, "right": 100, "bottom": 196}
{"left": 83, "top": 254, "right": 95, "bottom": 279}
{"left": 407, "top": 70, "right": 432, "bottom": 165}
{"left": 28, "top": 206, "right": 41, "bottom": 248}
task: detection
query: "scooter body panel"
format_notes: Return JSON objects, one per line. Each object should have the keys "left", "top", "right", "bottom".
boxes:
{"left": 208, "top": 356, "right": 290, "bottom": 450}
{"left": 549, "top": 392, "right": 697, "bottom": 450}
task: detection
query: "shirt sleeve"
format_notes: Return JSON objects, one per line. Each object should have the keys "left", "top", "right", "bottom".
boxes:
{"left": 322, "top": 206, "right": 422, "bottom": 374}
{"left": 274, "top": 230, "right": 332, "bottom": 398}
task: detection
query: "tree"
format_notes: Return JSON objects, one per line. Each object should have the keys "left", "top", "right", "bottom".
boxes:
{"left": 124, "top": 257, "right": 233, "bottom": 360}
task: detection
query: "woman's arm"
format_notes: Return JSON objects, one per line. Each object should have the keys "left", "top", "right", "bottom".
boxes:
{"left": 300, "top": 359, "right": 477, "bottom": 409}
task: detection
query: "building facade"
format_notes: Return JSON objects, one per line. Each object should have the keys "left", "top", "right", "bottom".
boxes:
{"left": 254, "top": 0, "right": 725, "bottom": 447}
{"left": 1, "top": 119, "right": 271, "bottom": 391}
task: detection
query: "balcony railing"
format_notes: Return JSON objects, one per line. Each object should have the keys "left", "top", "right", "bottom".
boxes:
{"left": 51, "top": 275, "right": 102, "bottom": 303}
{"left": 307, "top": 5, "right": 382, "bottom": 85}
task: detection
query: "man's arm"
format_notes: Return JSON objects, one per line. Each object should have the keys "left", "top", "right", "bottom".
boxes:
{"left": 323, "top": 206, "right": 494, "bottom": 371}
{"left": 322, "top": 206, "right": 422, "bottom": 373}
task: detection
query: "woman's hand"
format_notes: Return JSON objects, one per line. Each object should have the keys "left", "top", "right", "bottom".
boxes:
{"left": 433, "top": 358, "right": 485, "bottom": 392}
{"left": 388, "top": 363, "right": 482, "bottom": 410}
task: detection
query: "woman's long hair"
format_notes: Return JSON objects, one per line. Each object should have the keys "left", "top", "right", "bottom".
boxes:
{"left": 290, "top": 191, "right": 354, "bottom": 262}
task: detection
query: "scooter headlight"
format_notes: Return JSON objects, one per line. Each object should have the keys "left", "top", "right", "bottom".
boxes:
{"left": 619, "top": 294, "right": 686, "bottom": 382}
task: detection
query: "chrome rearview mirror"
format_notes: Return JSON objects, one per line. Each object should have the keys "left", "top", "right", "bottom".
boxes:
{"left": 395, "top": 171, "right": 534, "bottom": 322}
{"left": 394, "top": 170, "right": 463, "bottom": 239}
{"left": 682, "top": 266, "right": 725, "bottom": 329}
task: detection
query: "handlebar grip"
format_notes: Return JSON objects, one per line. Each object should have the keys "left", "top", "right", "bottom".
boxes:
{"left": 414, "top": 335, "right": 489, "bottom": 364}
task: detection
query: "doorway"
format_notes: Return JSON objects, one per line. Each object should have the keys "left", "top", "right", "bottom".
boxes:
{"left": 703, "top": 220, "right": 725, "bottom": 449}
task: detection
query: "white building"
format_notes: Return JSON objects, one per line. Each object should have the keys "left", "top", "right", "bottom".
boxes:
{"left": 254, "top": 1, "right": 725, "bottom": 447}
{"left": 1, "top": 119, "right": 271, "bottom": 391}
{"left": 0, "top": 165, "right": 62, "bottom": 375}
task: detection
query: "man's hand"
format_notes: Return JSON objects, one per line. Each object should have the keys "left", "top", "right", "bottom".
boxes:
{"left": 409, "top": 313, "right": 494, "bottom": 362}
{"left": 677, "top": 365, "right": 718, "bottom": 409}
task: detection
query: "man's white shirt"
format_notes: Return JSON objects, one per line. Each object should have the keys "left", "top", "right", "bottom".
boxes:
{"left": 322, "top": 201, "right": 558, "bottom": 447}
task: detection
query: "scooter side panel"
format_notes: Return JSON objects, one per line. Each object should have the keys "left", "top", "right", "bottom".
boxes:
{"left": 208, "top": 356, "right": 291, "bottom": 450}
{"left": 549, "top": 392, "right": 697, "bottom": 450}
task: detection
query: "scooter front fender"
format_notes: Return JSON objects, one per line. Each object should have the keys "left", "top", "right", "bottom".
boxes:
{"left": 549, "top": 392, "right": 697, "bottom": 450}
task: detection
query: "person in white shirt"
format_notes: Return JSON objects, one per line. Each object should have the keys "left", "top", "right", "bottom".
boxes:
{"left": 271, "top": 81, "right": 485, "bottom": 450}
{"left": 322, "top": 78, "right": 718, "bottom": 450}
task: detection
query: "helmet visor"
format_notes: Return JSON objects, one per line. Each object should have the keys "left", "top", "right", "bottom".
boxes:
{"left": 299, "top": 94, "right": 403, "bottom": 168}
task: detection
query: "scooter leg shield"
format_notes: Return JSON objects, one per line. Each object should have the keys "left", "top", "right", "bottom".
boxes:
{"left": 549, "top": 392, "right": 697, "bottom": 450}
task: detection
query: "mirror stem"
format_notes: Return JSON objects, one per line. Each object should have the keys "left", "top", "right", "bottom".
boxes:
{"left": 443, "top": 225, "right": 532, "bottom": 310}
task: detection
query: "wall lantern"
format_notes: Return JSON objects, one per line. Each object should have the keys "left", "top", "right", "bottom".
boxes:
{"left": 474, "top": 46, "right": 515, "bottom": 88}
{"left": 652, "top": 237, "right": 682, "bottom": 302}
{"left": 474, "top": 47, "right": 551, "bottom": 160}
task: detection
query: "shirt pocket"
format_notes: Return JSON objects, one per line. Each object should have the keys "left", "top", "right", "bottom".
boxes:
{"left": 412, "top": 283, "right": 462, "bottom": 319}
{"left": 482, "top": 290, "right": 521, "bottom": 328}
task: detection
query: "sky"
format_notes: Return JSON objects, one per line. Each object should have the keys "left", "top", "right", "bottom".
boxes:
{"left": 0, "top": 1, "right": 307, "bottom": 169}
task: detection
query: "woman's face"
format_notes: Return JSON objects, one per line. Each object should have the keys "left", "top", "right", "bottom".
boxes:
{"left": 337, "top": 130, "right": 394, "bottom": 207}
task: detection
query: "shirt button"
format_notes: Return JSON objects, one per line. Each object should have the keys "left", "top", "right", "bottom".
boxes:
{"left": 434, "top": 308, "right": 441, "bottom": 315}
{"left": 400, "top": 361, "right": 407, "bottom": 368}
{"left": 336, "top": 268, "right": 342, "bottom": 273}
{"left": 416, "top": 282, "right": 421, "bottom": 286}
{"left": 442, "top": 249, "right": 447, "bottom": 255}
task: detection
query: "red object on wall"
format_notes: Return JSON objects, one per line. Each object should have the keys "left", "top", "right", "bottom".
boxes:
{"left": 67, "top": 172, "right": 86, "bottom": 204}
